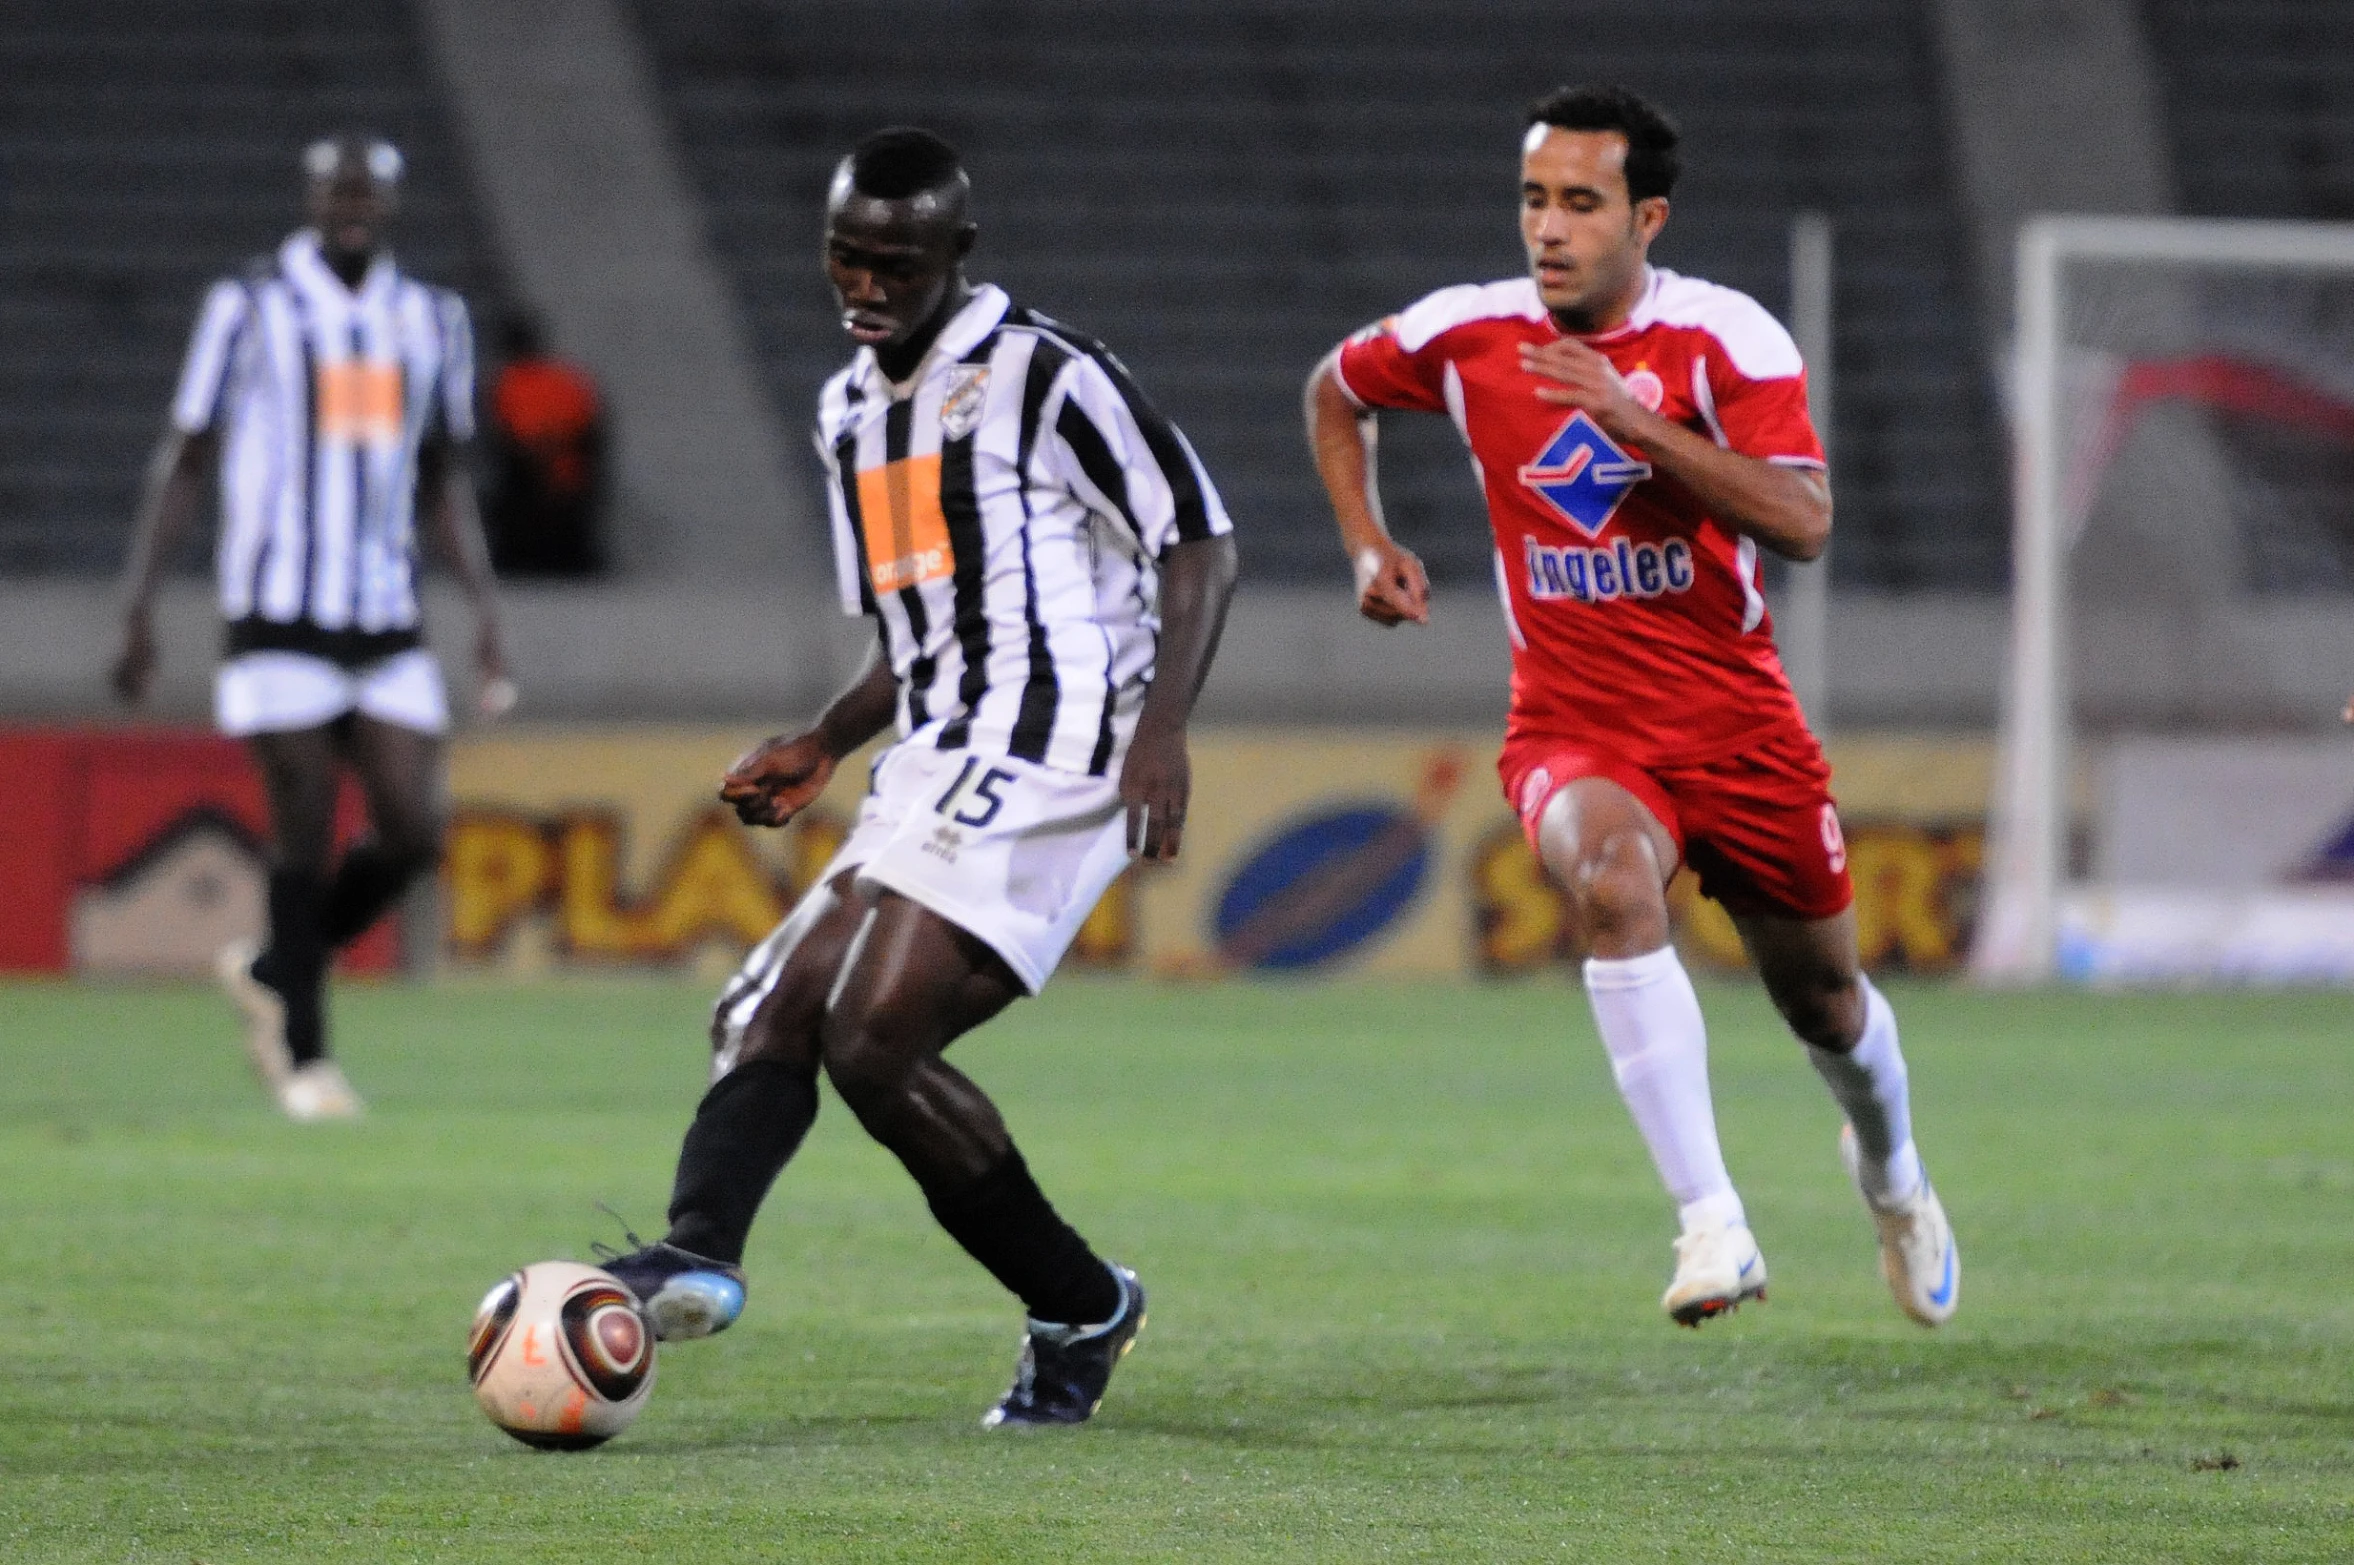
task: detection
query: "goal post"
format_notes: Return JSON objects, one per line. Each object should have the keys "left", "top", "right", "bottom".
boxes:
{"left": 1975, "top": 215, "right": 2354, "bottom": 985}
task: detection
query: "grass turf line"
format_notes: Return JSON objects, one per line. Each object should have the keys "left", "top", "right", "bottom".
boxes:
{"left": 0, "top": 976, "right": 2348, "bottom": 1562}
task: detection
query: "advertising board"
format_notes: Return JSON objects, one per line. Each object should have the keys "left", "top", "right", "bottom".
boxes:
{"left": 1, "top": 726, "right": 1989, "bottom": 980}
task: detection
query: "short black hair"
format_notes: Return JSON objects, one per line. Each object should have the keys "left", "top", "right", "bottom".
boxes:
{"left": 846, "top": 127, "right": 965, "bottom": 200}
{"left": 1525, "top": 85, "right": 1681, "bottom": 204}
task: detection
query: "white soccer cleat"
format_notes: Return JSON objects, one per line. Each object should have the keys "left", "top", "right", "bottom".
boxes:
{"left": 1841, "top": 1125, "right": 1958, "bottom": 1327}
{"left": 278, "top": 1060, "right": 365, "bottom": 1122}
{"left": 216, "top": 938, "right": 292, "bottom": 1089}
{"left": 1662, "top": 1220, "right": 1768, "bottom": 1327}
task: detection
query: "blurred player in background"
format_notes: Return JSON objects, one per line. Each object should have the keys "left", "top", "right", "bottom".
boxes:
{"left": 482, "top": 307, "right": 607, "bottom": 577}
{"left": 596, "top": 129, "right": 1238, "bottom": 1427}
{"left": 1305, "top": 86, "right": 1958, "bottom": 1329}
{"left": 111, "top": 134, "right": 510, "bottom": 1121}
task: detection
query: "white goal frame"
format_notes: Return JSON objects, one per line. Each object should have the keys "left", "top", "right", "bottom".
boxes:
{"left": 1973, "top": 214, "right": 2354, "bottom": 984}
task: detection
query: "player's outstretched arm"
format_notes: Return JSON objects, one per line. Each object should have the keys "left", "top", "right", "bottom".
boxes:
{"left": 111, "top": 427, "right": 218, "bottom": 705}
{"left": 1518, "top": 337, "right": 1832, "bottom": 561}
{"left": 418, "top": 434, "right": 515, "bottom": 718}
{"left": 1304, "top": 352, "right": 1429, "bottom": 627}
{"left": 720, "top": 648, "right": 899, "bottom": 829}
{"left": 1121, "top": 533, "right": 1238, "bottom": 863}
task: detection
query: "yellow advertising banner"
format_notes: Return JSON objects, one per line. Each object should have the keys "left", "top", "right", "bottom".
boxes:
{"left": 440, "top": 727, "right": 1989, "bottom": 980}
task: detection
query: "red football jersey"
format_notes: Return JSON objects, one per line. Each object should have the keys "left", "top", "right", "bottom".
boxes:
{"left": 1336, "top": 267, "right": 1825, "bottom": 767}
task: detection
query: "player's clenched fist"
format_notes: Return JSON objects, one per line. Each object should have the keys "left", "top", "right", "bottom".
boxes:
{"left": 1353, "top": 539, "right": 1431, "bottom": 627}
{"left": 719, "top": 731, "right": 836, "bottom": 828}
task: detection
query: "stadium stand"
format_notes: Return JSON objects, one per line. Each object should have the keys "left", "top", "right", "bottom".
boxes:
{"left": 2145, "top": 0, "right": 2354, "bottom": 221}
{"left": 0, "top": 0, "right": 502, "bottom": 574}
{"left": 630, "top": 0, "right": 2006, "bottom": 589}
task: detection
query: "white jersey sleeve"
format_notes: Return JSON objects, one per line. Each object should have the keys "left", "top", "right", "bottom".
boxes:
{"left": 170, "top": 280, "right": 251, "bottom": 435}
{"left": 1044, "top": 351, "right": 1231, "bottom": 558}
{"left": 433, "top": 290, "right": 477, "bottom": 442}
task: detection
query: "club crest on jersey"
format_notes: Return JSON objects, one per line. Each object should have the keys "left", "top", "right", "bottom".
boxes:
{"left": 1517, "top": 411, "right": 1651, "bottom": 539}
{"left": 939, "top": 366, "right": 990, "bottom": 441}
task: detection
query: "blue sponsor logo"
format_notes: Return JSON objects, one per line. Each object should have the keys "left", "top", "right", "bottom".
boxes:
{"left": 1523, "top": 535, "right": 1693, "bottom": 603}
{"left": 1214, "top": 805, "right": 1430, "bottom": 970}
{"left": 1517, "top": 411, "right": 1651, "bottom": 538}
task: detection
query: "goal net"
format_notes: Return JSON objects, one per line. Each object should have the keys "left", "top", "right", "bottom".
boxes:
{"left": 1976, "top": 216, "right": 2354, "bottom": 984}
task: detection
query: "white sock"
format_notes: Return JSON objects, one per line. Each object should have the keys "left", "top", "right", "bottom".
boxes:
{"left": 1582, "top": 946, "right": 1743, "bottom": 1231}
{"left": 1805, "top": 975, "right": 1924, "bottom": 1207}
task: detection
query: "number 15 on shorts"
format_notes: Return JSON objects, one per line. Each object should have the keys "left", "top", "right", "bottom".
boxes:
{"left": 935, "top": 756, "right": 1015, "bottom": 829}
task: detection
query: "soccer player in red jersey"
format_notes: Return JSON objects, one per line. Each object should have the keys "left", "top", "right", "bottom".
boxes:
{"left": 1305, "top": 85, "right": 1958, "bottom": 1328}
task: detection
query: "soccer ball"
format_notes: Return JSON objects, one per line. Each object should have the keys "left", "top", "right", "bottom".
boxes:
{"left": 467, "top": 1261, "right": 656, "bottom": 1449}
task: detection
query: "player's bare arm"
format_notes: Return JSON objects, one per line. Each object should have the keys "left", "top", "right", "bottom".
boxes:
{"left": 1517, "top": 335, "right": 1833, "bottom": 560}
{"left": 719, "top": 649, "right": 898, "bottom": 828}
{"left": 110, "top": 426, "right": 218, "bottom": 703}
{"left": 1121, "top": 532, "right": 1238, "bottom": 861}
{"left": 417, "top": 432, "right": 514, "bottom": 716}
{"left": 1304, "top": 351, "right": 1429, "bottom": 627}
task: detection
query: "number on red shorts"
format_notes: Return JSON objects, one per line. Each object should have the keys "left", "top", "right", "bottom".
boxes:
{"left": 1818, "top": 802, "right": 1848, "bottom": 875}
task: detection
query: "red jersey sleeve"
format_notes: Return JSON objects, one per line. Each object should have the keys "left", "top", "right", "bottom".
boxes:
{"left": 1698, "top": 311, "right": 1825, "bottom": 467}
{"left": 1333, "top": 316, "right": 1448, "bottom": 414}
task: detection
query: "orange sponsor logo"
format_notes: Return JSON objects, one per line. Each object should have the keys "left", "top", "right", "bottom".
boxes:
{"left": 518, "top": 1324, "right": 547, "bottom": 1366}
{"left": 316, "top": 360, "right": 404, "bottom": 445}
{"left": 856, "top": 454, "right": 952, "bottom": 593}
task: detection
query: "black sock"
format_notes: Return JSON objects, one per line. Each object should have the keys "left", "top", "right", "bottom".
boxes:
{"left": 322, "top": 841, "right": 423, "bottom": 949}
{"left": 253, "top": 868, "right": 328, "bottom": 1065}
{"left": 663, "top": 1057, "right": 821, "bottom": 1265}
{"left": 924, "top": 1150, "right": 1120, "bottom": 1325}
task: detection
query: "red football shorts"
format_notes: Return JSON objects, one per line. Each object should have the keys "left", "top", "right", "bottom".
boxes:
{"left": 1499, "top": 723, "right": 1854, "bottom": 921}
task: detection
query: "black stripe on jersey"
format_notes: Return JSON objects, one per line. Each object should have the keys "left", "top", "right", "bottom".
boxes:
{"left": 1087, "top": 665, "right": 1119, "bottom": 776}
{"left": 1005, "top": 335, "right": 1071, "bottom": 763}
{"left": 289, "top": 278, "right": 322, "bottom": 622}
{"left": 1089, "top": 353, "right": 1215, "bottom": 545}
{"left": 424, "top": 291, "right": 458, "bottom": 441}
{"left": 934, "top": 334, "right": 1000, "bottom": 752}
{"left": 199, "top": 287, "right": 255, "bottom": 434}
{"left": 345, "top": 320, "right": 369, "bottom": 627}
{"left": 832, "top": 381, "right": 879, "bottom": 616}
{"left": 228, "top": 274, "right": 275, "bottom": 610}
{"left": 1010, "top": 307, "right": 1215, "bottom": 547}
{"left": 1055, "top": 398, "right": 1141, "bottom": 546}
{"left": 832, "top": 431, "right": 877, "bottom": 614}
{"left": 884, "top": 398, "right": 936, "bottom": 732}
{"left": 415, "top": 303, "right": 444, "bottom": 444}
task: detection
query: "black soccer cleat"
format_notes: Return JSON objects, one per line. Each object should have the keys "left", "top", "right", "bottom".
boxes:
{"left": 592, "top": 1239, "right": 746, "bottom": 1341}
{"left": 982, "top": 1265, "right": 1146, "bottom": 1428}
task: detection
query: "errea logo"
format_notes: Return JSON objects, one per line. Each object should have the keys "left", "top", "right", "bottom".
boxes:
{"left": 1518, "top": 411, "right": 1651, "bottom": 539}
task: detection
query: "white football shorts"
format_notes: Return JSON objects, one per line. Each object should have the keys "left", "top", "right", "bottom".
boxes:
{"left": 822, "top": 742, "right": 1130, "bottom": 994}
{"left": 214, "top": 648, "right": 450, "bottom": 737}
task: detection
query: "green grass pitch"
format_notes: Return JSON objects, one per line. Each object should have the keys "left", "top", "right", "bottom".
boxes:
{"left": 2, "top": 975, "right": 2349, "bottom": 1561}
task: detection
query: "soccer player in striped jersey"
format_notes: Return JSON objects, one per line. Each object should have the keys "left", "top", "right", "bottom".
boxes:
{"left": 110, "top": 135, "right": 508, "bottom": 1121}
{"left": 597, "top": 129, "right": 1238, "bottom": 1428}
{"left": 1306, "top": 86, "right": 1958, "bottom": 1329}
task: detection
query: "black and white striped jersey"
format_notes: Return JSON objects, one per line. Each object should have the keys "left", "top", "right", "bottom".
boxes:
{"left": 816, "top": 285, "right": 1233, "bottom": 777}
{"left": 170, "top": 229, "right": 474, "bottom": 662}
